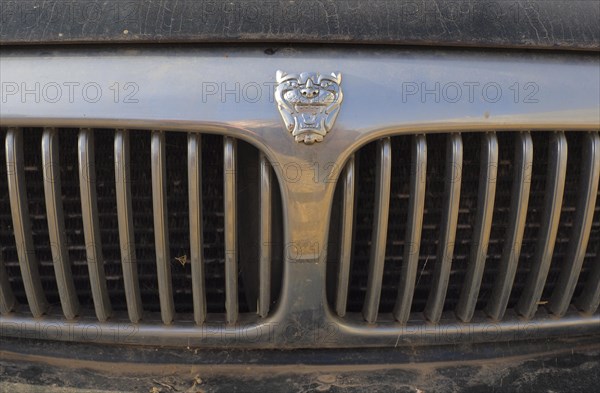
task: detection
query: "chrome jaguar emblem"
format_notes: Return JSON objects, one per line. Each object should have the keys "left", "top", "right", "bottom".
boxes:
{"left": 275, "top": 70, "right": 343, "bottom": 144}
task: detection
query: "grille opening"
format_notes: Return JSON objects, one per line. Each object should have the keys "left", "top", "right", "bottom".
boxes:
{"left": 574, "top": 184, "right": 600, "bottom": 299}
{"left": 328, "top": 131, "right": 599, "bottom": 321}
{"left": 93, "top": 129, "right": 124, "bottom": 309}
{"left": 326, "top": 167, "right": 349, "bottom": 308}
{"left": 445, "top": 133, "right": 481, "bottom": 311}
{"left": 1, "top": 128, "right": 283, "bottom": 321}
{"left": 0, "top": 129, "right": 24, "bottom": 298}
{"left": 477, "top": 132, "right": 516, "bottom": 310}
{"left": 414, "top": 133, "right": 447, "bottom": 314}
{"left": 542, "top": 133, "right": 585, "bottom": 300}
{"left": 128, "top": 130, "right": 159, "bottom": 312}
{"left": 25, "top": 127, "right": 62, "bottom": 309}
{"left": 510, "top": 132, "right": 549, "bottom": 303}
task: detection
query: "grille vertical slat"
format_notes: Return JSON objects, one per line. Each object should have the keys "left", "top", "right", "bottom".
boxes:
{"left": 393, "top": 135, "right": 427, "bottom": 324}
{"left": 549, "top": 132, "right": 600, "bottom": 316}
{"left": 78, "top": 129, "right": 112, "bottom": 321}
{"left": 335, "top": 154, "right": 356, "bottom": 318}
{"left": 0, "top": 253, "right": 16, "bottom": 314}
{"left": 362, "top": 138, "right": 392, "bottom": 323}
{"left": 456, "top": 133, "right": 498, "bottom": 322}
{"left": 424, "top": 133, "right": 463, "bottom": 323}
{"left": 6, "top": 128, "right": 48, "bottom": 317}
{"left": 188, "top": 133, "right": 207, "bottom": 324}
{"left": 114, "top": 130, "right": 143, "bottom": 323}
{"left": 224, "top": 136, "right": 238, "bottom": 324}
{"left": 516, "top": 131, "right": 568, "bottom": 319}
{"left": 485, "top": 132, "right": 533, "bottom": 320}
{"left": 151, "top": 131, "right": 175, "bottom": 324}
{"left": 41, "top": 128, "right": 80, "bottom": 319}
{"left": 258, "top": 152, "right": 272, "bottom": 318}
{"left": 576, "top": 252, "right": 600, "bottom": 314}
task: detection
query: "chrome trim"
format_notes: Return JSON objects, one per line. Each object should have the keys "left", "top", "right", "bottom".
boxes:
{"left": 78, "top": 128, "right": 112, "bottom": 321}
{"left": 42, "top": 128, "right": 80, "bottom": 319}
{"left": 151, "top": 130, "right": 175, "bottom": 324}
{"left": 5, "top": 128, "right": 48, "bottom": 318}
{"left": 393, "top": 135, "right": 427, "bottom": 324}
{"left": 550, "top": 132, "right": 600, "bottom": 316}
{"left": 456, "top": 132, "right": 498, "bottom": 322}
{"left": 258, "top": 152, "right": 272, "bottom": 318}
{"left": 224, "top": 136, "right": 239, "bottom": 324}
{"left": 114, "top": 129, "right": 143, "bottom": 323}
{"left": 362, "top": 138, "right": 392, "bottom": 323}
{"left": 485, "top": 132, "right": 534, "bottom": 321}
{"left": 188, "top": 133, "right": 207, "bottom": 325}
{"left": 335, "top": 154, "right": 356, "bottom": 318}
{"left": 424, "top": 133, "right": 463, "bottom": 323}
{"left": 516, "top": 131, "right": 568, "bottom": 319}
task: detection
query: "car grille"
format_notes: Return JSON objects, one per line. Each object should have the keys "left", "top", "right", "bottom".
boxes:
{"left": 1, "top": 46, "right": 598, "bottom": 348}
{"left": 328, "top": 131, "right": 600, "bottom": 323}
{"left": 1, "top": 127, "right": 599, "bottom": 347}
{"left": 0, "top": 128, "right": 283, "bottom": 324}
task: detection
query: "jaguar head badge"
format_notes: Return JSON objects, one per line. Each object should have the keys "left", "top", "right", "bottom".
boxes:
{"left": 275, "top": 70, "right": 343, "bottom": 145}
